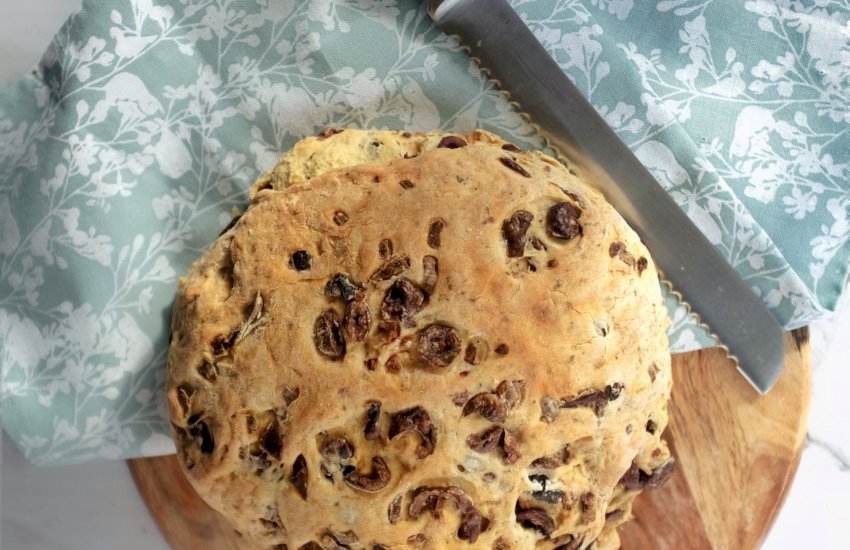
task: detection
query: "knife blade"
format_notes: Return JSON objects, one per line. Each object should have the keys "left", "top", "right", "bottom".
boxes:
{"left": 428, "top": 0, "right": 785, "bottom": 393}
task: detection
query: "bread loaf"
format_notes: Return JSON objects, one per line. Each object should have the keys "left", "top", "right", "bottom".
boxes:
{"left": 167, "top": 129, "right": 673, "bottom": 549}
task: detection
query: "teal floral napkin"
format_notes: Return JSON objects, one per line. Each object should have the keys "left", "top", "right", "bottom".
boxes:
{"left": 1, "top": 0, "right": 848, "bottom": 465}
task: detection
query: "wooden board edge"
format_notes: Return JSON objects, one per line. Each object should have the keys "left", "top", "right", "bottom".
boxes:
{"left": 749, "top": 327, "right": 812, "bottom": 548}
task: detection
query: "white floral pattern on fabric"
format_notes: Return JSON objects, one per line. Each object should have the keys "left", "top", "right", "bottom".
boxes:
{"left": 0, "top": 0, "right": 847, "bottom": 464}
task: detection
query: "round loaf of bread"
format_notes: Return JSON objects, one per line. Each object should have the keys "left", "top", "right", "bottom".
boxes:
{"left": 167, "top": 129, "right": 673, "bottom": 549}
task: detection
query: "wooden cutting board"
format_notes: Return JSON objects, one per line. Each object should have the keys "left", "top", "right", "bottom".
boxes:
{"left": 128, "top": 329, "right": 810, "bottom": 550}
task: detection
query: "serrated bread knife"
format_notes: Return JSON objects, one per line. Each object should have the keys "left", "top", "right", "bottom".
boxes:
{"left": 428, "top": 0, "right": 785, "bottom": 393}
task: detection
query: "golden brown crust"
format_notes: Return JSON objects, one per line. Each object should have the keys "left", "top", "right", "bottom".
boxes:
{"left": 167, "top": 129, "right": 672, "bottom": 549}
{"left": 249, "top": 128, "right": 512, "bottom": 197}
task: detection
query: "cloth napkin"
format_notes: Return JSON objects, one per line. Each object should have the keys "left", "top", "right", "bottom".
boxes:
{"left": 1, "top": 0, "right": 848, "bottom": 465}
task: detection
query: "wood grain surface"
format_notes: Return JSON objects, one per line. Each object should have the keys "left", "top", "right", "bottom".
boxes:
{"left": 129, "top": 329, "right": 810, "bottom": 550}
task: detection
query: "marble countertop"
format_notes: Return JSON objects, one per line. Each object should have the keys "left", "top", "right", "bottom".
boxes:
{"left": 1, "top": 1, "right": 848, "bottom": 548}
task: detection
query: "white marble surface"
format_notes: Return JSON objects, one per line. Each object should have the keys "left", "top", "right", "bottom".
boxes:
{"left": 1, "top": 1, "right": 848, "bottom": 548}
